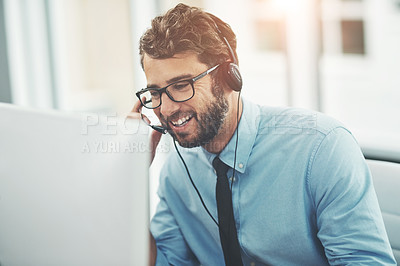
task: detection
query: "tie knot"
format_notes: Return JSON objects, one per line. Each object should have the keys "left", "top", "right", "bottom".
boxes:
{"left": 212, "top": 157, "right": 230, "bottom": 177}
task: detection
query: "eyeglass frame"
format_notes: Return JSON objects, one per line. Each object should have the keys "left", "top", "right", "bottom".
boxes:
{"left": 136, "top": 64, "right": 220, "bottom": 109}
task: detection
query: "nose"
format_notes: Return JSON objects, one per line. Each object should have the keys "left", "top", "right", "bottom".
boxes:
{"left": 160, "top": 92, "right": 180, "bottom": 117}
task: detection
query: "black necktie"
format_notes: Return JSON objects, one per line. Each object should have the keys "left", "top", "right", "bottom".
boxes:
{"left": 213, "top": 157, "right": 243, "bottom": 266}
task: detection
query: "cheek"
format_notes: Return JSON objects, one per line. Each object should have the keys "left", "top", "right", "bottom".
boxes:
{"left": 190, "top": 85, "right": 216, "bottom": 108}
{"left": 153, "top": 108, "right": 162, "bottom": 120}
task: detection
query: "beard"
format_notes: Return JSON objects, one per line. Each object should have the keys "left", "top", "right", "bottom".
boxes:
{"left": 161, "top": 83, "right": 229, "bottom": 148}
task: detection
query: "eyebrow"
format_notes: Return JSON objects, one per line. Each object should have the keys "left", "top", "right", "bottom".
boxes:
{"left": 147, "top": 73, "right": 194, "bottom": 88}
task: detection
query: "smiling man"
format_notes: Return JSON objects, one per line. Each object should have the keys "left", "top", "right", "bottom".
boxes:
{"left": 142, "top": 53, "right": 233, "bottom": 152}
{"left": 133, "top": 3, "right": 396, "bottom": 266}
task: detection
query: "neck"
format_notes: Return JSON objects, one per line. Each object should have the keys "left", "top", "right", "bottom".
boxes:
{"left": 203, "top": 93, "right": 242, "bottom": 154}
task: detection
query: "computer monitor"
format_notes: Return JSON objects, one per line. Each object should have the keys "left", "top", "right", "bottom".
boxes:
{"left": 0, "top": 103, "right": 149, "bottom": 266}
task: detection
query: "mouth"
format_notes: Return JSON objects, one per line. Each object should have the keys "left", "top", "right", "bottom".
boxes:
{"left": 170, "top": 114, "right": 194, "bottom": 128}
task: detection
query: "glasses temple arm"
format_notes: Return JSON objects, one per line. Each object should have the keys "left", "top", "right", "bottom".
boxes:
{"left": 192, "top": 64, "right": 220, "bottom": 82}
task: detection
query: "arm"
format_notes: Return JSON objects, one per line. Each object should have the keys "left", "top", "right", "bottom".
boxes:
{"left": 128, "top": 100, "right": 163, "bottom": 264}
{"left": 150, "top": 191, "right": 199, "bottom": 265}
{"left": 309, "top": 127, "right": 396, "bottom": 265}
{"left": 149, "top": 232, "right": 157, "bottom": 266}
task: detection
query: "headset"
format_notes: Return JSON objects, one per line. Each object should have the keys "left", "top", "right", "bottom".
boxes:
{"left": 173, "top": 18, "right": 242, "bottom": 227}
{"left": 142, "top": 17, "right": 242, "bottom": 227}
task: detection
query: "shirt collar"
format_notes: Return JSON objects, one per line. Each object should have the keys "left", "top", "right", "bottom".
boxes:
{"left": 202, "top": 97, "right": 259, "bottom": 174}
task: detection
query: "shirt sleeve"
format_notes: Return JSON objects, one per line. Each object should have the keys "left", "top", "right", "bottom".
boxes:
{"left": 308, "top": 127, "right": 396, "bottom": 265}
{"left": 150, "top": 179, "right": 200, "bottom": 265}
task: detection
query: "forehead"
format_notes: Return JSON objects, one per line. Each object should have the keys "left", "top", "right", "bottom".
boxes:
{"left": 143, "top": 53, "right": 207, "bottom": 87}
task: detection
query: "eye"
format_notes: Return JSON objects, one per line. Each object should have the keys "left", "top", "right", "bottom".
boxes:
{"left": 149, "top": 90, "right": 160, "bottom": 99}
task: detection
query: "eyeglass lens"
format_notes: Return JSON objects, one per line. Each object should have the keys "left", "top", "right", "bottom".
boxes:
{"left": 141, "top": 80, "right": 194, "bottom": 108}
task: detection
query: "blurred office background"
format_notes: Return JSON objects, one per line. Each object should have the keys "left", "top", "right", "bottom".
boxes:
{"left": 1, "top": 0, "right": 399, "bottom": 214}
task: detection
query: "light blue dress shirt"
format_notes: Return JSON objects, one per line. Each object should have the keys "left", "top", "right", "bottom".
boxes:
{"left": 151, "top": 98, "right": 396, "bottom": 265}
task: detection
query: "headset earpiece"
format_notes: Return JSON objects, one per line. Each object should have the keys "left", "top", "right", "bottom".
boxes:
{"left": 219, "top": 62, "right": 242, "bottom": 92}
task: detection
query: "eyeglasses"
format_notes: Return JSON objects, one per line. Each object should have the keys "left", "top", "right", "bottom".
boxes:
{"left": 136, "top": 64, "right": 220, "bottom": 109}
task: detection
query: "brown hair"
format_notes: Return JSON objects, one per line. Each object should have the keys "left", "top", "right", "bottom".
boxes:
{"left": 139, "top": 3, "right": 238, "bottom": 69}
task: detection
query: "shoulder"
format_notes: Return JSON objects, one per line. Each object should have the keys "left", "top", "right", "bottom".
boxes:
{"left": 240, "top": 98, "right": 346, "bottom": 137}
{"left": 256, "top": 105, "right": 347, "bottom": 137}
{"left": 241, "top": 99, "right": 356, "bottom": 158}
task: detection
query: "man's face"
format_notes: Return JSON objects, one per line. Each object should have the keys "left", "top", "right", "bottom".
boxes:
{"left": 143, "top": 53, "right": 228, "bottom": 148}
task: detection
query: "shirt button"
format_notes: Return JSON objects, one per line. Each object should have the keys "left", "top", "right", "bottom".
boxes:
{"left": 238, "top": 163, "right": 244, "bottom": 169}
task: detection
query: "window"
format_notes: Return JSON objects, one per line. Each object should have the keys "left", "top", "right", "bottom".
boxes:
{"left": 341, "top": 20, "right": 365, "bottom": 54}
{"left": 3, "top": 0, "right": 135, "bottom": 112}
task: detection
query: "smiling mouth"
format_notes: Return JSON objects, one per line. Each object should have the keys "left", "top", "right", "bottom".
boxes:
{"left": 170, "top": 114, "right": 194, "bottom": 127}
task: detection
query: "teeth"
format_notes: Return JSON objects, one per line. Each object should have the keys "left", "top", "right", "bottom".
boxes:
{"left": 172, "top": 115, "right": 191, "bottom": 126}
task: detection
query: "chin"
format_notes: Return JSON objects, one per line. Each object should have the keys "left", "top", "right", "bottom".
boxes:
{"left": 175, "top": 137, "right": 202, "bottom": 148}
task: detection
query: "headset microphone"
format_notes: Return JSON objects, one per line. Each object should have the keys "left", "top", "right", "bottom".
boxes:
{"left": 150, "top": 124, "right": 167, "bottom": 134}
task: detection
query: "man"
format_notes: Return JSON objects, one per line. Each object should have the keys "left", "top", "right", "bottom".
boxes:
{"left": 133, "top": 3, "right": 396, "bottom": 265}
